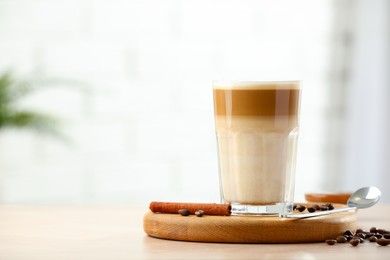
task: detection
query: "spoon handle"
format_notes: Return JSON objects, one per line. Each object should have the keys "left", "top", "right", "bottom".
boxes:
{"left": 283, "top": 207, "right": 357, "bottom": 219}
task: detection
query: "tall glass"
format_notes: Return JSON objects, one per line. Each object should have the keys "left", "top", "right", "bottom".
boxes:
{"left": 213, "top": 81, "right": 301, "bottom": 216}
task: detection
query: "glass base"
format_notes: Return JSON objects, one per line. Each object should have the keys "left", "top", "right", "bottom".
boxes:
{"left": 230, "top": 202, "right": 293, "bottom": 217}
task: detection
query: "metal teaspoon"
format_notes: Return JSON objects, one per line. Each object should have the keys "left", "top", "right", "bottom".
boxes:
{"left": 284, "top": 186, "right": 381, "bottom": 219}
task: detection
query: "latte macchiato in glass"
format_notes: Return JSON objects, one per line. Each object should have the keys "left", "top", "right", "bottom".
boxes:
{"left": 213, "top": 81, "right": 301, "bottom": 215}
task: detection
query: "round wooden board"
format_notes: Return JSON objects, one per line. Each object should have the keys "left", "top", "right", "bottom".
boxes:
{"left": 143, "top": 204, "right": 357, "bottom": 243}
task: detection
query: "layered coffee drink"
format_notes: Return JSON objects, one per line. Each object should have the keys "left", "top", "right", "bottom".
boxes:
{"left": 213, "top": 81, "right": 301, "bottom": 215}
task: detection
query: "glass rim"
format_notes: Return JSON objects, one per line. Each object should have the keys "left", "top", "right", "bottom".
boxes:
{"left": 213, "top": 80, "right": 301, "bottom": 89}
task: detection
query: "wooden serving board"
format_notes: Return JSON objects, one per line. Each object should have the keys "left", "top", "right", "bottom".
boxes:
{"left": 143, "top": 204, "right": 357, "bottom": 243}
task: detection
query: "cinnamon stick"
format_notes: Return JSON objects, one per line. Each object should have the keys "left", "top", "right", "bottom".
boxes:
{"left": 149, "top": 201, "right": 231, "bottom": 216}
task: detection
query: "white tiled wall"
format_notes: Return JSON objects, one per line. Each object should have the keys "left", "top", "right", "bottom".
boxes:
{"left": 0, "top": 0, "right": 333, "bottom": 205}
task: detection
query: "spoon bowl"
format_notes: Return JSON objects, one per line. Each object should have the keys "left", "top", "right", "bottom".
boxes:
{"left": 347, "top": 186, "right": 381, "bottom": 209}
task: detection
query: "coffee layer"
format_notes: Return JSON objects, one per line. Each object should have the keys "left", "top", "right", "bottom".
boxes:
{"left": 213, "top": 85, "right": 300, "bottom": 117}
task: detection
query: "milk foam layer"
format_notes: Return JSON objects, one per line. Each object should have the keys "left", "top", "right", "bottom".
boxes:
{"left": 216, "top": 116, "right": 298, "bottom": 204}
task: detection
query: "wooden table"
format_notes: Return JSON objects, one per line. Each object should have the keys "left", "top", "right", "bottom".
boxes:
{"left": 0, "top": 204, "right": 389, "bottom": 259}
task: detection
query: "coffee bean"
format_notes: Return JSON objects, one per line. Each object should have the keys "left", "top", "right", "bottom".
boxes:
{"left": 293, "top": 204, "right": 297, "bottom": 210}
{"left": 296, "top": 205, "right": 306, "bottom": 212}
{"left": 312, "top": 204, "right": 320, "bottom": 210}
{"left": 178, "top": 209, "right": 191, "bottom": 216}
{"left": 351, "top": 236, "right": 364, "bottom": 243}
{"left": 195, "top": 210, "right": 204, "bottom": 217}
{"left": 319, "top": 205, "right": 329, "bottom": 211}
{"left": 336, "top": 236, "right": 347, "bottom": 243}
{"left": 307, "top": 207, "right": 316, "bottom": 213}
{"left": 326, "top": 239, "right": 337, "bottom": 245}
{"left": 377, "top": 229, "right": 389, "bottom": 234}
{"left": 344, "top": 230, "right": 353, "bottom": 237}
{"left": 369, "top": 236, "right": 378, "bottom": 242}
{"left": 376, "top": 238, "right": 390, "bottom": 246}
{"left": 345, "top": 235, "right": 353, "bottom": 241}
{"left": 355, "top": 233, "right": 366, "bottom": 239}
{"left": 324, "top": 203, "right": 334, "bottom": 210}
{"left": 337, "top": 228, "right": 390, "bottom": 248}
{"left": 350, "top": 238, "right": 360, "bottom": 246}
{"left": 355, "top": 228, "right": 364, "bottom": 234}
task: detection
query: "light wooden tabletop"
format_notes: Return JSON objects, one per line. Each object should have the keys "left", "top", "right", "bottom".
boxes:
{"left": 0, "top": 204, "right": 389, "bottom": 260}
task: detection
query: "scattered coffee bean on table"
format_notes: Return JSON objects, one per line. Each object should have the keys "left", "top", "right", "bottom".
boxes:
{"left": 195, "top": 210, "right": 204, "bottom": 217}
{"left": 355, "top": 237, "right": 364, "bottom": 243}
{"left": 350, "top": 238, "right": 360, "bottom": 246}
{"left": 336, "top": 236, "right": 347, "bottom": 243}
{"left": 369, "top": 236, "right": 378, "bottom": 242}
{"left": 344, "top": 230, "right": 353, "bottom": 237}
{"left": 325, "top": 227, "right": 390, "bottom": 247}
{"left": 377, "top": 228, "right": 390, "bottom": 234}
{"left": 355, "top": 233, "right": 366, "bottom": 239}
{"left": 344, "top": 235, "right": 353, "bottom": 241}
{"left": 355, "top": 228, "right": 363, "bottom": 233}
{"left": 307, "top": 207, "right": 316, "bottom": 213}
{"left": 326, "top": 239, "right": 337, "bottom": 245}
{"left": 178, "top": 209, "right": 191, "bottom": 216}
{"left": 376, "top": 239, "right": 390, "bottom": 246}
{"left": 296, "top": 205, "right": 306, "bottom": 212}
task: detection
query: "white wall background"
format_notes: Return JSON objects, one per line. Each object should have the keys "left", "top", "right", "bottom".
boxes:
{"left": 0, "top": 0, "right": 388, "bottom": 205}
{"left": 342, "top": 0, "right": 390, "bottom": 198}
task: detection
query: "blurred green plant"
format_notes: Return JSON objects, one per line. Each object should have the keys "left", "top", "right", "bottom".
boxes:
{"left": 0, "top": 72, "right": 62, "bottom": 137}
